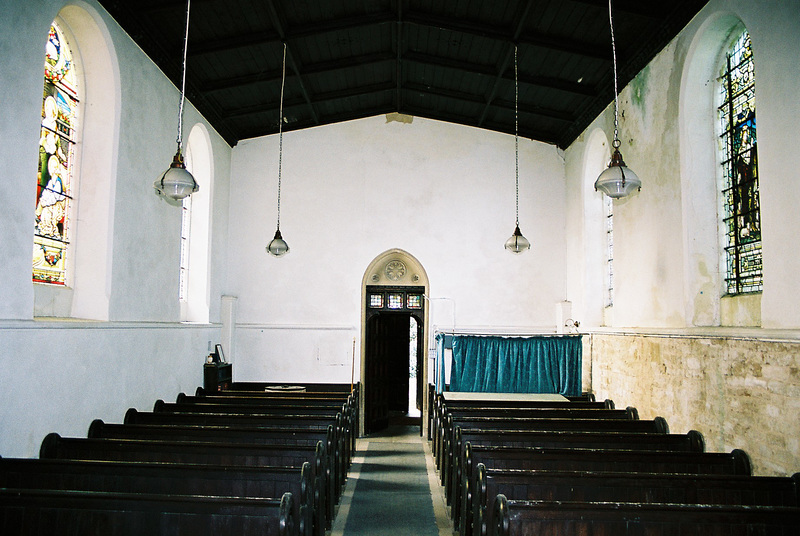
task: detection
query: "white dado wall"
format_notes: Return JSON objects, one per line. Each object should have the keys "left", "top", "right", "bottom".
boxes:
{"left": 226, "top": 116, "right": 568, "bottom": 382}
{"left": 0, "top": 322, "right": 218, "bottom": 458}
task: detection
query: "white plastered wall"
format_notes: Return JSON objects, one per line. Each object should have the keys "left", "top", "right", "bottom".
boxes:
{"left": 566, "top": 0, "right": 800, "bottom": 331}
{"left": 0, "top": 0, "right": 231, "bottom": 457}
{"left": 566, "top": 0, "right": 800, "bottom": 476}
{"left": 226, "top": 116, "right": 569, "bottom": 382}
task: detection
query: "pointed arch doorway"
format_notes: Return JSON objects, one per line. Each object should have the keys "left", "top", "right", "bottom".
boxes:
{"left": 360, "top": 250, "right": 429, "bottom": 436}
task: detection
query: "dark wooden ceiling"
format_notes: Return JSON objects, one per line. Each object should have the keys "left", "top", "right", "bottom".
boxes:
{"left": 98, "top": 0, "right": 708, "bottom": 148}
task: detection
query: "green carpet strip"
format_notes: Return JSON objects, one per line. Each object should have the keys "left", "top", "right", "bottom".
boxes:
{"left": 342, "top": 441, "right": 438, "bottom": 535}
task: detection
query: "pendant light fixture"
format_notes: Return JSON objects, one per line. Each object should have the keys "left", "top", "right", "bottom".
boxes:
{"left": 504, "top": 44, "right": 531, "bottom": 254}
{"left": 594, "top": 0, "right": 641, "bottom": 198}
{"left": 266, "top": 43, "right": 290, "bottom": 257}
{"left": 154, "top": 0, "right": 199, "bottom": 203}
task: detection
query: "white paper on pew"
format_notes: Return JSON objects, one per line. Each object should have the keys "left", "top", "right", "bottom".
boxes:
{"left": 441, "top": 392, "right": 568, "bottom": 402}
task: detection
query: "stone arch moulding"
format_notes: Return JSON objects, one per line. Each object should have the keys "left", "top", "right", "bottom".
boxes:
{"left": 678, "top": 11, "right": 746, "bottom": 327}
{"left": 581, "top": 127, "right": 612, "bottom": 327}
{"left": 359, "top": 249, "right": 430, "bottom": 436}
{"left": 182, "top": 123, "right": 214, "bottom": 323}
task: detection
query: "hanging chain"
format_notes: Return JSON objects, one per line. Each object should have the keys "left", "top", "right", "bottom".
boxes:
{"left": 276, "top": 42, "right": 287, "bottom": 230}
{"left": 608, "top": 0, "right": 620, "bottom": 148}
{"left": 176, "top": 0, "right": 191, "bottom": 150}
{"left": 514, "top": 44, "right": 520, "bottom": 227}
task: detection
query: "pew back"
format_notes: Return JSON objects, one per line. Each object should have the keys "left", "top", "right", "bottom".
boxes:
{"left": 0, "top": 488, "right": 298, "bottom": 536}
{"left": 474, "top": 467, "right": 800, "bottom": 536}
{"left": 491, "top": 495, "right": 800, "bottom": 536}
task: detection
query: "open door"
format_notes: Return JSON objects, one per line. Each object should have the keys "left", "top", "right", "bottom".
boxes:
{"left": 365, "top": 313, "right": 408, "bottom": 433}
{"left": 364, "top": 286, "right": 425, "bottom": 434}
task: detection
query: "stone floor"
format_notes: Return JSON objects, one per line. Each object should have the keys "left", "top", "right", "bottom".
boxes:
{"left": 330, "top": 424, "right": 452, "bottom": 536}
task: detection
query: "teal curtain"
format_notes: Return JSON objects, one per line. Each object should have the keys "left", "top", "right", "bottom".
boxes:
{"left": 449, "top": 335, "right": 582, "bottom": 396}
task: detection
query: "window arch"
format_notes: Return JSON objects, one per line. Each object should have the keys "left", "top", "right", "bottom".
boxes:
{"left": 181, "top": 123, "right": 213, "bottom": 323}
{"left": 718, "top": 28, "right": 761, "bottom": 295}
{"left": 32, "top": 6, "right": 120, "bottom": 320}
{"left": 33, "top": 21, "right": 78, "bottom": 286}
{"left": 603, "top": 194, "right": 614, "bottom": 308}
{"left": 579, "top": 127, "right": 611, "bottom": 327}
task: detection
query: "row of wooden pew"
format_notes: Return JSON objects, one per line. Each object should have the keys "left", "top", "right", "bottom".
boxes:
{"left": 427, "top": 385, "right": 800, "bottom": 536}
{"left": 0, "top": 380, "right": 359, "bottom": 536}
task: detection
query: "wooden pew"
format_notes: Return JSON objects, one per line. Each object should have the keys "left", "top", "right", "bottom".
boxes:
{"left": 472, "top": 465, "right": 800, "bottom": 536}
{"left": 189, "top": 385, "right": 359, "bottom": 449}
{"left": 147, "top": 403, "right": 350, "bottom": 487}
{"left": 220, "top": 382, "right": 355, "bottom": 393}
{"left": 90, "top": 417, "right": 346, "bottom": 509}
{"left": 439, "top": 414, "right": 669, "bottom": 499}
{"left": 432, "top": 392, "right": 613, "bottom": 430}
{"left": 430, "top": 394, "right": 614, "bottom": 454}
{"left": 463, "top": 444, "right": 752, "bottom": 482}
{"left": 0, "top": 457, "right": 315, "bottom": 536}
{"left": 196, "top": 382, "right": 360, "bottom": 460}
{"left": 436, "top": 407, "right": 639, "bottom": 469}
{"left": 40, "top": 433, "right": 327, "bottom": 468}
{"left": 126, "top": 408, "right": 348, "bottom": 474}
{"left": 152, "top": 401, "right": 352, "bottom": 472}
{"left": 456, "top": 427, "right": 704, "bottom": 452}
{"left": 457, "top": 444, "right": 752, "bottom": 535}
{"left": 39, "top": 433, "right": 335, "bottom": 531}
{"left": 158, "top": 397, "right": 355, "bottom": 475}
{"left": 490, "top": 495, "right": 800, "bottom": 536}
{"left": 89, "top": 419, "right": 334, "bottom": 448}
{"left": 154, "top": 400, "right": 344, "bottom": 421}
{"left": 447, "top": 427, "right": 704, "bottom": 522}
{"left": 0, "top": 488, "right": 298, "bottom": 536}
{"left": 567, "top": 392, "right": 596, "bottom": 402}
{"left": 455, "top": 441, "right": 747, "bottom": 530}
{"left": 178, "top": 393, "right": 349, "bottom": 410}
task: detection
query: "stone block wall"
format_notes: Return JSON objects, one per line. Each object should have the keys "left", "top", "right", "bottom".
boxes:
{"left": 588, "top": 332, "right": 800, "bottom": 476}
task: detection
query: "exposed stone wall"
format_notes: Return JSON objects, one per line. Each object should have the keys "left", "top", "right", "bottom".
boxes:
{"left": 588, "top": 333, "right": 800, "bottom": 476}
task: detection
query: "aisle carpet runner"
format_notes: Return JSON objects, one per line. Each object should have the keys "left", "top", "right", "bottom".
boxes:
{"left": 342, "top": 440, "right": 438, "bottom": 535}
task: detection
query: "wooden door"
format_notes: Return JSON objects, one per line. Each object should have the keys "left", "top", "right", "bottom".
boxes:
{"left": 365, "top": 313, "right": 410, "bottom": 433}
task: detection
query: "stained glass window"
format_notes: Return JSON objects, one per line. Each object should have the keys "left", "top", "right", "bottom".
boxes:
{"left": 369, "top": 293, "right": 384, "bottom": 308}
{"left": 718, "top": 29, "right": 761, "bottom": 295}
{"left": 407, "top": 294, "right": 422, "bottom": 309}
{"left": 387, "top": 293, "right": 403, "bottom": 309}
{"left": 33, "top": 22, "right": 78, "bottom": 285}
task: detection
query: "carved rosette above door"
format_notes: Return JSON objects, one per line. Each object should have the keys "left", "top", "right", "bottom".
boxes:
{"left": 384, "top": 260, "right": 406, "bottom": 281}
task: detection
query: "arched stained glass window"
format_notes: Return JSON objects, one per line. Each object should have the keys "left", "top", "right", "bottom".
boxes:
{"left": 718, "top": 29, "right": 761, "bottom": 295}
{"left": 33, "top": 22, "right": 79, "bottom": 285}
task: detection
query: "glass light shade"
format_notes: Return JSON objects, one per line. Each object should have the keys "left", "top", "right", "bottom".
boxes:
{"left": 154, "top": 150, "right": 199, "bottom": 201}
{"left": 595, "top": 148, "right": 641, "bottom": 198}
{"left": 267, "top": 229, "right": 290, "bottom": 257}
{"left": 504, "top": 225, "right": 531, "bottom": 254}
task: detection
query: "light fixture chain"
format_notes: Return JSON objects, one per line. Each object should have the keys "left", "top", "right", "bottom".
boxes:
{"left": 608, "top": 0, "right": 620, "bottom": 145}
{"left": 176, "top": 0, "right": 191, "bottom": 149}
{"left": 276, "top": 42, "right": 287, "bottom": 231}
{"left": 514, "top": 44, "right": 520, "bottom": 227}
